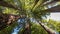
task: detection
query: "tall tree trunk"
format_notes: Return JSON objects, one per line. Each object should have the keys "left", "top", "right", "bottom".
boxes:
{"left": 38, "top": 21, "right": 55, "bottom": 34}
{"left": 22, "top": 18, "right": 31, "bottom": 34}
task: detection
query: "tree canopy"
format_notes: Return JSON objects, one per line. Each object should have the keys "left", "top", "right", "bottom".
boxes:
{"left": 0, "top": 0, "right": 60, "bottom": 34}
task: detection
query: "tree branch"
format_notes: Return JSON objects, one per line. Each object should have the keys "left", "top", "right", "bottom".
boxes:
{"left": 0, "top": 0, "right": 21, "bottom": 10}
{"left": 44, "top": 5, "right": 60, "bottom": 12}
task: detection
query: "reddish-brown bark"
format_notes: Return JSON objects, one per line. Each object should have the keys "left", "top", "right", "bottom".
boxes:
{"left": 0, "top": 13, "right": 20, "bottom": 30}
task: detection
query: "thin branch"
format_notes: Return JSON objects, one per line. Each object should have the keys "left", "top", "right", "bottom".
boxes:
{"left": 32, "top": 0, "right": 48, "bottom": 11}
{"left": 42, "top": 0, "right": 60, "bottom": 7}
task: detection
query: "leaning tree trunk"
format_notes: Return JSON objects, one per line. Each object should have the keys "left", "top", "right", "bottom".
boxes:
{"left": 38, "top": 21, "right": 55, "bottom": 34}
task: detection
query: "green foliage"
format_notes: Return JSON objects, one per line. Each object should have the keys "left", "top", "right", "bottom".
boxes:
{"left": 18, "top": 22, "right": 48, "bottom": 34}
{"left": 3, "top": 8, "right": 19, "bottom": 15}
{"left": 32, "top": 7, "right": 50, "bottom": 20}
{"left": 0, "top": 0, "right": 51, "bottom": 34}
{"left": 0, "top": 0, "right": 50, "bottom": 20}
{"left": 31, "top": 23, "right": 48, "bottom": 34}
{"left": 48, "top": 19, "right": 60, "bottom": 32}
{"left": 4, "top": 0, "right": 15, "bottom": 5}
{"left": 41, "top": 19, "right": 60, "bottom": 32}
{"left": 0, "top": 22, "right": 18, "bottom": 34}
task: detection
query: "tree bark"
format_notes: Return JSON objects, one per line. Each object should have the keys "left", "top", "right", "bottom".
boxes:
{"left": 45, "top": 5, "right": 60, "bottom": 12}
{"left": 22, "top": 18, "right": 31, "bottom": 34}
{"left": 0, "top": 13, "right": 20, "bottom": 30}
{"left": 38, "top": 21, "right": 55, "bottom": 34}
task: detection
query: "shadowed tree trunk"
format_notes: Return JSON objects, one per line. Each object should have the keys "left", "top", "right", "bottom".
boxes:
{"left": 38, "top": 21, "right": 55, "bottom": 34}
{"left": 21, "top": 17, "right": 31, "bottom": 34}
{"left": 0, "top": 13, "right": 20, "bottom": 30}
